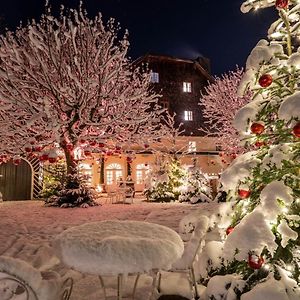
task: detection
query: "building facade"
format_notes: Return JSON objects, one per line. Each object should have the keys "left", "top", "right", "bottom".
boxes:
{"left": 79, "top": 54, "right": 227, "bottom": 193}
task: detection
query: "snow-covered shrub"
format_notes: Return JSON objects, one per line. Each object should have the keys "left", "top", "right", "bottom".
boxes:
{"left": 44, "top": 173, "right": 98, "bottom": 208}
{"left": 179, "top": 169, "right": 212, "bottom": 204}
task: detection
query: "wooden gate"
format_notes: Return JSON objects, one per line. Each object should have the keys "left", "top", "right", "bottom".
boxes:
{"left": 0, "top": 159, "right": 33, "bottom": 201}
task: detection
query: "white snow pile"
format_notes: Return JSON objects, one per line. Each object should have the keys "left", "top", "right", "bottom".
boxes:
{"left": 223, "top": 210, "right": 277, "bottom": 261}
{"left": 259, "top": 181, "right": 294, "bottom": 221}
{"left": 233, "top": 95, "right": 266, "bottom": 132}
{"left": 197, "top": 241, "right": 224, "bottom": 279}
{"left": 241, "top": 1, "right": 276, "bottom": 13}
{"left": 205, "top": 274, "right": 245, "bottom": 300}
{"left": 54, "top": 220, "right": 184, "bottom": 275}
{"left": 277, "top": 219, "right": 298, "bottom": 248}
{"left": 246, "top": 40, "right": 283, "bottom": 70}
{"left": 278, "top": 92, "right": 300, "bottom": 122}
{"left": 241, "top": 269, "right": 300, "bottom": 300}
{"left": 261, "top": 144, "right": 294, "bottom": 170}
{"left": 220, "top": 151, "right": 260, "bottom": 193}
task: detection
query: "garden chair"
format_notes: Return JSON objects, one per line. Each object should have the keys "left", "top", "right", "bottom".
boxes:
{"left": 0, "top": 256, "right": 73, "bottom": 300}
{"left": 154, "top": 215, "right": 209, "bottom": 300}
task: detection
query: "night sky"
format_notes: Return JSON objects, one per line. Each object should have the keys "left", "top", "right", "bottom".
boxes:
{"left": 0, "top": 0, "right": 278, "bottom": 75}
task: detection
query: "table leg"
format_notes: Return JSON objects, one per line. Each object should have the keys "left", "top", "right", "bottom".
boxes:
{"left": 132, "top": 274, "right": 140, "bottom": 300}
{"left": 117, "top": 274, "right": 123, "bottom": 300}
{"left": 149, "top": 270, "right": 159, "bottom": 300}
{"left": 98, "top": 276, "right": 107, "bottom": 300}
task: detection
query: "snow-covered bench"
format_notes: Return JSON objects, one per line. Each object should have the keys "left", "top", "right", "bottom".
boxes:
{"left": 0, "top": 256, "right": 73, "bottom": 300}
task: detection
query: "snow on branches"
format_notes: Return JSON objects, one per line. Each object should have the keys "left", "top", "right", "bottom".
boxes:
{"left": 201, "top": 68, "right": 252, "bottom": 154}
{"left": 0, "top": 4, "right": 166, "bottom": 164}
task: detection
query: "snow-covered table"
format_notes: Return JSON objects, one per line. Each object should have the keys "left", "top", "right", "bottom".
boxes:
{"left": 54, "top": 220, "right": 184, "bottom": 300}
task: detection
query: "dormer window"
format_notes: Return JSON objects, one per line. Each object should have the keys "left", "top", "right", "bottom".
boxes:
{"left": 150, "top": 72, "right": 159, "bottom": 83}
{"left": 183, "top": 82, "right": 191, "bottom": 93}
{"left": 184, "top": 110, "right": 193, "bottom": 121}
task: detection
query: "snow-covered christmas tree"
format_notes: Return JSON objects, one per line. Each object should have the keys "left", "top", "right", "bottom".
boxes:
{"left": 179, "top": 167, "right": 212, "bottom": 204}
{"left": 144, "top": 158, "right": 187, "bottom": 202}
{"left": 200, "top": 1, "right": 300, "bottom": 299}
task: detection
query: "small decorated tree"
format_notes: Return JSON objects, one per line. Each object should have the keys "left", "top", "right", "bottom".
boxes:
{"left": 201, "top": 68, "right": 252, "bottom": 154}
{"left": 144, "top": 158, "right": 187, "bottom": 202}
{"left": 179, "top": 168, "right": 212, "bottom": 204}
{"left": 199, "top": 1, "right": 300, "bottom": 299}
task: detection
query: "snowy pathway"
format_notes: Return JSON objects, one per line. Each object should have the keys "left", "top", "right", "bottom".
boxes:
{"left": 0, "top": 199, "right": 217, "bottom": 299}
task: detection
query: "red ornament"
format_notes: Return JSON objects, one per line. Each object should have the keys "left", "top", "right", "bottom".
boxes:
{"left": 79, "top": 139, "right": 86, "bottom": 144}
{"left": 39, "top": 154, "right": 49, "bottom": 161}
{"left": 98, "top": 142, "right": 105, "bottom": 148}
{"left": 48, "top": 157, "right": 57, "bottom": 163}
{"left": 24, "top": 145, "right": 32, "bottom": 153}
{"left": 248, "top": 254, "right": 264, "bottom": 269}
{"left": 115, "top": 145, "right": 122, "bottom": 151}
{"left": 13, "top": 158, "right": 21, "bottom": 165}
{"left": 226, "top": 227, "right": 234, "bottom": 235}
{"left": 275, "top": 0, "right": 289, "bottom": 9}
{"left": 84, "top": 149, "right": 92, "bottom": 156}
{"left": 238, "top": 189, "right": 251, "bottom": 199}
{"left": 255, "top": 141, "right": 265, "bottom": 148}
{"left": 89, "top": 140, "right": 97, "bottom": 147}
{"left": 144, "top": 143, "right": 150, "bottom": 149}
{"left": 231, "top": 153, "right": 237, "bottom": 159}
{"left": 258, "top": 74, "right": 273, "bottom": 88}
{"left": 126, "top": 157, "right": 132, "bottom": 163}
{"left": 66, "top": 144, "right": 74, "bottom": 151}
{"left": 106, "top": 151, "right": 113, "bottom": 156}
{"left": 33, "top": 146, "right": 43, "bottom": 152}
{"left": 292, "top": 122, "right": 300, "bottom": 138}
{"left": 250, "top": 123, "right": 265, "bottom": 135}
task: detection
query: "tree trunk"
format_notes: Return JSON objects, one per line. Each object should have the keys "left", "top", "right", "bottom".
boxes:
{"left": 61, "top": 142, "right": 77, "bottom": 176}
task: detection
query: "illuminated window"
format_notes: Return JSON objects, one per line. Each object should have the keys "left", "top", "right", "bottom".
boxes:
{"left": 136, "top": 164, "right": 150, "bottom": 184}
{"left": 184, "top": 110, "right": 193, "bottom": 121}
{"left": 150, "top": 72, "right": 159, "bottom": 83}
{"left": 188, "top": 141, "right": 197, "bottom": 153}
{"left": 183, "top": 82, "right": 191, "bottom": 93}
{"left": 106, "top": 163, "right": 123, "bottom": 185}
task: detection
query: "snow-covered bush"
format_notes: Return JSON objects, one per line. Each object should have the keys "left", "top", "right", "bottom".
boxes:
{"left": 179, "top": 169, "right": 212, "bottom": 204}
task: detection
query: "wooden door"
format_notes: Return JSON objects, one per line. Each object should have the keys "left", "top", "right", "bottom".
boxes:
{"left": 0, "top": 159, "right": 32, "bottom": 200}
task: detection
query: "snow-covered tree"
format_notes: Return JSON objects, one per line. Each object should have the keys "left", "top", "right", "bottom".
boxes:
{"left": 201, "top": 1, "right": 300, "bottom": 299}
{"left": 0, "top": 4, "right": 166, "bottom": 206}
{"left": 201, "top": 68, "right": 252, "bottom": 154}
{"left": 179, "top": 167, "right": 212, "bottom": 204}
{"left": 144, "top": 158, "right": 187, "bottom": 202}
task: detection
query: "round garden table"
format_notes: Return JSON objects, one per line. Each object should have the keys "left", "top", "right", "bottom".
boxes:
{"left": 55, "top": 220, "right": 184, "bottom": 300}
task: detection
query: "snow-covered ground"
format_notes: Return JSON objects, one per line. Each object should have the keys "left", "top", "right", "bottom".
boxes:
{"left": 0, "top": 197, "right": 219, "bottom": 299}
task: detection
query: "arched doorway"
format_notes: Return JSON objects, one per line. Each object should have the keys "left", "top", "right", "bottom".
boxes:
{"left": 105, "top": 163, "right": 123, "bottom": 190}
{"left": 0, "top": 159, "right": 33, "bottom": 200}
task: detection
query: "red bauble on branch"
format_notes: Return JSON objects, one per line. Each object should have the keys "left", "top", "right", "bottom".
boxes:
{"left": 24, "top": 144, "right": 32, "bottom": 153}
{"left": 13, "top": 157, "right": 21, "bottom": 165}
{"left": 275, "top": 0, "right": 289, "bottom": 9}
{"left": 226, "top": 226, "right": 234, "bottom": 235}
{"left": 248, "top": 254, "right": 264, "bottom": 269}
{"left": 238, "top": 189, "right": 251, "bottom": 199}
{"left": 39, "top": 153, "right": 49, "bottom": 161}
{"left": 258, "top": 74, "right": 273, "bottom": 88}
{"left": 250, "top": 123, "right": 265, "bottom": 135}
{"left": 292, "top": 122, "right": 300, "bottom": 137}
